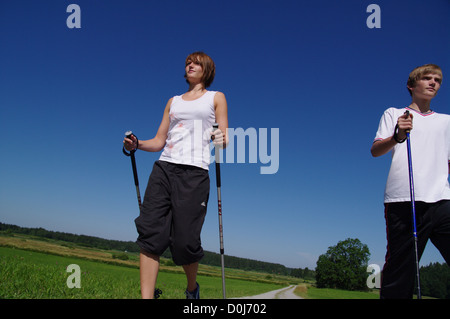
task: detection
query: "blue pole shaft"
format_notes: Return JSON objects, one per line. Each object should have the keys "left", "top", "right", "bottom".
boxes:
{"left": 406, "top": 126, "right": 421, "bottom": 299}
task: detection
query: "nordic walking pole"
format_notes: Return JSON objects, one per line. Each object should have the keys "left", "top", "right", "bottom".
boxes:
{"left": 404, "top": 110, "right": 421, "bottom": 299}
{"left": 123, "top": 131, "right": 142, "bottom": 209}
{"left": 122, "top": 132, "right": 162, "bottom": 299}
{"left": 213, "top": 123, "right": 226, "bottom": 299}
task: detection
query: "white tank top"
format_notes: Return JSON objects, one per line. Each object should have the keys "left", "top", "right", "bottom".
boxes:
{"left": 159, "top": 91, "right": 216, "bottom": 170}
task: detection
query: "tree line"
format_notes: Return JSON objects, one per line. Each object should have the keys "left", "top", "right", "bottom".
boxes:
{"left": 0, "top": 222, "right": 314, "bottom": 280}
{"left": 0, "top": 222, "right": 140, "bottom": 252}
{"left": 420, "top": 262, "right": 450, "bottom": 299}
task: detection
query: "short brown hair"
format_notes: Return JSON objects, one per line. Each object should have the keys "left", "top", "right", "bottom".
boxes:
{"left": 184, "top": 51, "right": 215, "bottom": 88}
{"left": 407, "top": 64, "right": 443, "bottom": 96}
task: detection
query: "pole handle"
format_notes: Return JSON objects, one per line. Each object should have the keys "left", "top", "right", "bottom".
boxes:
{"left": 213, "top": 124, "right": 221, "bottom": 186}
{"left": 212, "top": 123, "right": 219, "bottom": 136}
{"left": 404, "top": 110, "right": 411, "bottom": 134}
{"left": 123, "top": 131, "right": 139, "bottom": 156}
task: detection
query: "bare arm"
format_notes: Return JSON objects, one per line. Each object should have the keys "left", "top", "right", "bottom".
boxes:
{"left": 371, "top": 111, "right": 413, "bottom": 157}
{"left": 371, "top": 137, "right": 397, "bottom": 157}
{"left": 212, "top": 92, "right": 229, "bottom": 148}
{"left": 123, "top": 98, "right": 172, "bottom": 152}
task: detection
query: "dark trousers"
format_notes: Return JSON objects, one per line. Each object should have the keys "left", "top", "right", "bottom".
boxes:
{"left": 135, "top": 161, "right": 210, "bottom": 266}
{"left": 380, "top": 200, "right": 450, "bottom": 299}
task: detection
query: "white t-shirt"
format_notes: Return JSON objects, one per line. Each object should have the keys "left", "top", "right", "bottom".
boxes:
{"left": 159, "top": 91, "right": 216, "bottom": 170}
{"left": 374, "top": 107, "right": 450, "bottom": 203}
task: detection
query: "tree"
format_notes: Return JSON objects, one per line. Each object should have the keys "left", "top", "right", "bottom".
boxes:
{"left": 315, "top": 238, "right": 370, "bottom": 291}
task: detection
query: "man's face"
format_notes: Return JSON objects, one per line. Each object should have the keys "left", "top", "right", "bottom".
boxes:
{"left": 410, "top": 73, "right": 442, "bottom": 99}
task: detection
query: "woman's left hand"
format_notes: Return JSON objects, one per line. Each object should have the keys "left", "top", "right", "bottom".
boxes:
{"left": 211, "top": 128, "right": 225, "bottom": 147}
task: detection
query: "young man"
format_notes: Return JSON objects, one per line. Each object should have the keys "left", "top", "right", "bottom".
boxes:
{"left": 124, "top": 52, "right": 228, "bottom": 299}
{"left": 371, "top": 64, "right": 450, "bottom": 298}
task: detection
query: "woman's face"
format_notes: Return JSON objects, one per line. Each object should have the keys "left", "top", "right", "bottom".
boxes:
{"left": 185, "top": 59, "right": 204, "bottom": 84}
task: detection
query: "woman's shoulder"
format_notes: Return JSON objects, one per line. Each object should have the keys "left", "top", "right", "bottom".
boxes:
{"left": 211, "top": 91, "right": 226, "bottom": 99}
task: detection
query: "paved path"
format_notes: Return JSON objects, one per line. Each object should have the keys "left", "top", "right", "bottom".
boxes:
{"left": 236, "top": 285, "right": 303, "bottom": 299}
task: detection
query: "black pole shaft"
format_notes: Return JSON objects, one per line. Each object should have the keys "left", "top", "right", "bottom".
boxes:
{"left": 130, "top": 152, "right": 142, "bottom": 209}
{"left": 213, "top": 123, "right": 226, "bottom": 299}
{"left": 124, "top": 131, "right": 142, "bottom": 210}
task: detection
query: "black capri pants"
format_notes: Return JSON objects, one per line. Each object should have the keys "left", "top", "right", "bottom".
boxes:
{"left": 135, "top": 160, "right": 210, "bottom": 265}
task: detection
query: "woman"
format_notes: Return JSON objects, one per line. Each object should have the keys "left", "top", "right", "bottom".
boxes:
{"left": 123, "top": 51, "right": 228, "bottom": 299}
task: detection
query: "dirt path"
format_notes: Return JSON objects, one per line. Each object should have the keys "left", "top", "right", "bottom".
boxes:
{"left": 236, "top": 285, "right": 303, "bottom": 299}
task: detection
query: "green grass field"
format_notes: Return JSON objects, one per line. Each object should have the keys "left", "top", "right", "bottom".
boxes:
{"left": 294, "top": 284, "right": 379, "bottom": 299}
{"left": 0, "top": 234, "right": 405, "bottom": 299}
{"left": 0, "top": 246, "right": 290, "bottom": 299}
{"left": 0, "top": 232, "right": 295, "bottom": 299}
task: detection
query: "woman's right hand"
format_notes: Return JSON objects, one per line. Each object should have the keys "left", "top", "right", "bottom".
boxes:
{"left": 123, "top": 134, "right": 138, "bottom": 151}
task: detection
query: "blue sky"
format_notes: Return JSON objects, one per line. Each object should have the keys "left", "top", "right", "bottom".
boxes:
{"left": 0, "top": 0, "right": 449, "bottom": 270}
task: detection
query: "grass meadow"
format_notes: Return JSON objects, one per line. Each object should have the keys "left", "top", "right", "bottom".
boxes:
{"left": 0, "top": 234, "right": 294, "bottom": 299}
{"left": 294, "top": 284, "right": 379, "bottom": 299}
{"left": 0, "top": 233, "right": 392, "bottom": 299}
